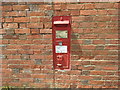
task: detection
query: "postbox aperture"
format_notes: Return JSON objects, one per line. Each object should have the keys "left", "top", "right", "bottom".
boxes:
{"left": 52, "top": 16, "right": 71, "bottom": 70}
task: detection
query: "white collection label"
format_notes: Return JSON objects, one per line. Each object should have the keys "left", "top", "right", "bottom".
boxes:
{"left": 56, "top": 46, "right": 67, "bottom": 53}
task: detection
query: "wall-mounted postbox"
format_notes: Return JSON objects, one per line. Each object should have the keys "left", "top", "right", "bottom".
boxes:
{"left": 52, "top": 16, "right": 71, "bottom": 70}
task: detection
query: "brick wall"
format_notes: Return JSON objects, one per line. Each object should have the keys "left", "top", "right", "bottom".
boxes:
{"left": 1, "top": 2, "right": 119, "bottom": 88}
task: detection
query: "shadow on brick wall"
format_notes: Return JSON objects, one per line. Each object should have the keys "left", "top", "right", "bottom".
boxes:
{"left": 71, "top": 30, "right": 83, "bottom": 60}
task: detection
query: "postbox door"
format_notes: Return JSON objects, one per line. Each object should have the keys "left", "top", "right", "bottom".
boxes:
{"left": 52, "top": 16, "right": 71, "bottom": 70}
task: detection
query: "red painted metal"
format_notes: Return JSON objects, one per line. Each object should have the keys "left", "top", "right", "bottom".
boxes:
{"left": 52, "top": 16, "right": 71, "bottom": 70}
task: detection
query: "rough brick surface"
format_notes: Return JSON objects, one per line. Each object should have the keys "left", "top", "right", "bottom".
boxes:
{"left": 1, "top": 2, "right": 119, "bottom": 89}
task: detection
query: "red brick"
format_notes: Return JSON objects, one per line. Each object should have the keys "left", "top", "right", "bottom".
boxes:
{"left": 54, "top": 4, "right": 61, "bottom": 10}
{"left": 113, "top": 3, "right": 119, "bottom": 8}
{"left": 93, "top": 40, "right": 105, "bottom": 44}
{"left": 71, "top": 40, "right": 83, "bottom": 44}
{"left": 2, "top": 2, "right": 17, "bottom": 5}
{"left": 40, "top": 17, "right": 51, "bottom": 22}
{"left": 1, "top": 40, "right": 8, "bottom": 44}
{"left": 3, "top": 50, "right": 18, "bottom": 54}
{"left": 72, "top": 29, "right": 83, "bottom": 33}
{"left": 43, "top": 35, "right": 52, "bottom": 39}
{"left": 33, "top": 40, "right": 52, "bottom": 44}
{"left": 0, "top": 18, "right": 5, "bottom": 22}
{"left": 30, "top": 55, "right": 44, "bottom": 59}
{"left": 95, "top": 3, "right": 114, "bottom": 9}
{"left": 27, "top": 23, "right": 43, "bottom": 28}
{"left": 31, "top": 29, "right": 40, "bottom": 34}
{"left": 38, "top": 5, "right": 52, "bottom": 10}
{"left": 28, "top": 12, "right": 45, "bottom": 16}
{"left": 27, "top": 35, "right": 41, "bottom": 39}
{"left": 33, "top": 50, "right": 42, "bottom": 54}
{"left": 20, "top": 78, "right": 33, "bottom": 83}
{"left": 105, "top": 45, "right": 118, "bottom": 50}
{"left": 6, "top": 45, "right": 22, "bottom": 49}
{"left": 5, "top": 18, "right": 13, "bottom": 22}
{"left": 89, "top": 80, "right": 104, "bottom": 85}
{"left": 40, "top": 29, "right": 52, "bottom": 33}
{"left": 84, "top": 3, "right": 95, "bottom": 9}
{"left": 2, "top": 5, "right": 12, "bottom": 11}
{"left": 3, "top": 23, "right": 18, "bottom": 28}
{"left": 109, "top": 40, "right": 119, "bottom": 44}
{"left": 14, "top": 17, "right": 29, "bottom": 22}
{"left": 19, "top": 23, "right": 27, "bottom": 28}
{"left": 93, "top": 50, "right": 108, "bottom": 55}
{"left": 111, "top": 16, "right": 118, "bottom": 21}
{"left": 80, "top": 34, "right": 98, "bottom": 39}
{"left": 7, "top": 55, "right": 21, "bottom": 59}
{"left": 102, "top": 66, "right": 118, "bottom": 70}
{"left": 30, "top": 17, "right": 40, "bottom": 22}
{"left": 55, "top": 11, "right": 71, "bottom": 16}
{"left": 15, "top": 29, "right": 30, "bottom": 34}
{"left": 31, "top": 74, "right": 47, "bottom": 78}
{"left": 72, "top": 16, "right": 85, "bottom": 22}
{"left": 9, "top": 40, "right": 32, "bottom": 44}
{"left": 104, "top": 34, "right": 118, "bottom": 39}
{"left": 80, "top": 10, "right": 97, "bottom": 15}
{"left": 13, "top": 5, "right": 29, "bottom": 10}
{"left": 3, "top": 35, "right": 19, "bottom": 39}
{"left": 90, "top": 71, "right": 107, "bottom": 75}
{"left": 2, "top": 11, "right": 26, "bottom": 16}
{"left": 107, "top": 10, "right": 118, "bottom": 15}
{"left": 94, "top": 16, "right": 111, "bottom": 21}
{"left": 8, "top": 65, "right": 30, "bottom": 69}
{"left": 80, "top": 22, "right": 97, "bottom": 28}
{"left": 70, "top": 10, "right": 79, "bottom": 15}
{"left": 0, "top": 29, "right": 6, "bottom": 34}
{"left": 79, "top": 76, "right": 93, "bottom": 80}
{"left": 95, "top": 55, "right": 118, "bottom": 60}
{"left": 8, "top": 60, "right": 33, "bottom": 64}
{"left": 18, "top": 50, "right": 33, "bottom": 54}
{"left": 78, "top": 85, "right": 93, "bottom": 88}
{"left": 78, "top": 66, "right": 95, "bottom": 70}
{"left": 91, "top": 61, "right": 117, "bottom": 66}
{"left": 72, "top": 22, "right": 79, "bottom": 28}
{"left": 43, "top": 22, "right": 52, "bottom": 28}
{"left": 67, "top": 4, "right": 84, "bottom": 9}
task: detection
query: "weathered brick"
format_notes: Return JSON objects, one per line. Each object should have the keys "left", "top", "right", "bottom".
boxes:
{"left": 28, "top": 11, "right": 45, "bottom": 16}
{"left": 2, "top": 11, "right": 26, "bottom": 16}
{"left": 3, "top": 35, "right": 19, "bottom": 39}
{"left": 89, "top": 80, "right": 104, "bottom": 85}
{"left": 93, "top": 40, "right": 105, "bottom": 44}
{"left": 2, "top": 5, "right": 12, "bottom": 11}
{"left": 84, "top": 3, "right": 95, "bottom": 9}
{"left": 80, "top": 10, "right": 97, "bottom": 15}
{"left": 19, "top": 23, "right": 27, "bottom": 28}
{"left": 67, "top": 4, "right": 84, "bottom": 9}
{"left": 13, "top": 5, "right": 29, "bottom": 10}
{"left": 5, "top": 18, "right": 14, "bottom": 22}
{"left": 70, "top": 10, "right": 79, "bottom": 15}
{"left": 30, "top": 17, "right": 40, "bottom": 22}
{"left": 43, "top": 22, "right": 52, "bottom": 28}
{"left": 27, "top": 23, "right": 43, "bottom": 28}
{"left": 40, "top": 29, "right": 52, "bottom": 33}
{"left": 31, "top": 29, "right": 40, "bottom": 34}
{"left": 3, "top": 23, "right": 18, "bottom": 28}
{"left": 14, "top": 17, "right": 29, "bottom": 22}
{"left": 15, "top": 29, "right": 30, "bottom": 34}
{"left": 95, "top": 3, "right": 114, "bottom": 9}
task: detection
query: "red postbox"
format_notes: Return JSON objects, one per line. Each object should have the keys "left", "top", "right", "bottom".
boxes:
{"left": 52, "top": 16, "right": 71, "bottom": 70}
